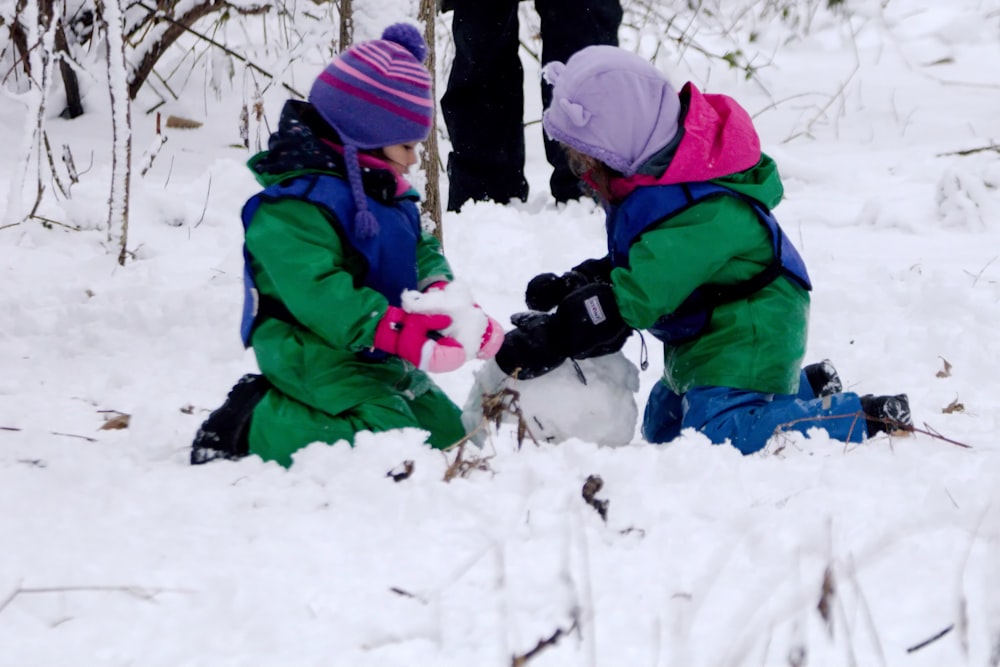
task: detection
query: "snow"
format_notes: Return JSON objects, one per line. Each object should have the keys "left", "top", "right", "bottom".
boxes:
{"left": 2, "top": 1, "right": 1000, "bottom": 665}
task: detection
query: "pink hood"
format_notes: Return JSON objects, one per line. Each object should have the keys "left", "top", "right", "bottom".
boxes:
{"left": 604, "top": 83, "right": 761, "bottom": 202}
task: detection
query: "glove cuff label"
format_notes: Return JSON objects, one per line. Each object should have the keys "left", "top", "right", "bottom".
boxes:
{"left": 584, "top": 295, "right": 607, "bottom": 324}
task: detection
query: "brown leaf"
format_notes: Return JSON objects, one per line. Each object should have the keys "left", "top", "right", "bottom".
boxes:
{"left": 942, "top": 397, "right": 965, "bottom": 414}
{"left": 387, "top": 460, "right": 414, "bottom": 482}
{"left": 817, "top": 566, "right": 835, "bottom": 635}
{"left": 582, "top": 475, "right": 609, "bottom": 522}
{"left": 99, "top": 413, "right": 131, "bottom": 430}
{"left": 179, "top": 404, "right": 195, "bottom": 415}
{"left": 936, "top": 357, "right": 952, "bottom": 378}
{"left": 165, "top": 115, "right": 202, "bottom": 129}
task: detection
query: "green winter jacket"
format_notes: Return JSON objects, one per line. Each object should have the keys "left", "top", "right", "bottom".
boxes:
{"left": 610, "top": 154, "right": 809, "bottom": 396}
{"left": 246, "top": 194, "right": 452, "bottom": 404}
{"left": 242, "top": 101, "right": 457, "bottom": 464}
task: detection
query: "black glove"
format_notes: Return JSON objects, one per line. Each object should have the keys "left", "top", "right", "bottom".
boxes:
{"left": 494, "top": 311, "right": 568, "bottom": 380}
{"left": 571, "top": 256, "right": 613, "bottom": 283}
{"left": 552, "top": 282, "right": 631, "bottom": 360}
{"left": 524, "top": 256, "right": 613, "bottom": 312}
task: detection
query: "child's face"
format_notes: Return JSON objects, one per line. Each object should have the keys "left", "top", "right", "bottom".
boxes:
{"left": 380, "top": 143, "right": 419, "bottom": 175}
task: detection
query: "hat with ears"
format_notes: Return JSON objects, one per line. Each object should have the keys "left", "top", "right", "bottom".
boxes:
{"left": 308, "top": 23, "right": 433, "bottom": 236}
{"left": 542, "top": 45, "right": 681, "bottom": 177}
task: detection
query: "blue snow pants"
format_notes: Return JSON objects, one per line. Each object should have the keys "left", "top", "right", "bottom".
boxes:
{"left": 642, "top": 370, "right": 868, "bottom": 454}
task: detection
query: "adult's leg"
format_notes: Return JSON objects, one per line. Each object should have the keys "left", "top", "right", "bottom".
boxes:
{"left": 682, "top": 386, "right": 868, "bottom": 455}
{"left": 536, "top": 0, "right": 622, "bottom": 202}
{"left": 441, "top": 0, "right": 529, "bottom": 211}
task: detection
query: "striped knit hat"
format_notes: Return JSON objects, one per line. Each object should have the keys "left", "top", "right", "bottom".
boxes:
{"left": 308, "top": 23, "right": 432, "bottom": 236}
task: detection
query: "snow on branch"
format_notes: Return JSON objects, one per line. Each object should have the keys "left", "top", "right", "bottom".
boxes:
{"left": 125, "top": 0, "right": 271, "bottom": 99}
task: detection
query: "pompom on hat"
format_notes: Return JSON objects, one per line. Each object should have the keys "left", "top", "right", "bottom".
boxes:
{"left": 542, "top": 46, "right": 681, "bottom": 178}
{"left": 308, "top": 23, "right": 432, "bottom": 236}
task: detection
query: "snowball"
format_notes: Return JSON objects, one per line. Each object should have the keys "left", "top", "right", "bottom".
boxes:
{"left": 401, "top": 280, "right": 488, "bottom": 361}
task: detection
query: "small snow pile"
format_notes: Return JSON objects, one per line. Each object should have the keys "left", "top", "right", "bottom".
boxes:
{"left": 936, "top": 166, "right": 996, "bottom": 231}
{"left": 462, "top": 352, "right": 640, "bottom": 447}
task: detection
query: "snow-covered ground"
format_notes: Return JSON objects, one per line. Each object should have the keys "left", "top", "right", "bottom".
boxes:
{"left": 1, "top": 1, "right": 999, "bottom": 665}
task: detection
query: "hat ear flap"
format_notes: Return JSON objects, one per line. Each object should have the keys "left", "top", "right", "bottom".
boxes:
{"left": 542, "top": 61, "right": 565, "bottom": 85}
{"left": 558, "top": 98, "right": 592, "bottom": 127}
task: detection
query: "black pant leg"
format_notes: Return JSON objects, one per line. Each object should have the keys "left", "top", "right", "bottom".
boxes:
{"left": 536, "top": 0, "right": 622, "bottom": 202}
{"left": 442, "top": 0, "right": 529, "bottom": 211}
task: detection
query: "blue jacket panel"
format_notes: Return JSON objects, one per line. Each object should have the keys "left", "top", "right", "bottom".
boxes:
{"left": 239, "top": 174, "right": 421, "bottom": 347}
{"left": 607, "top": 182, "right": 811, "bottom": 344}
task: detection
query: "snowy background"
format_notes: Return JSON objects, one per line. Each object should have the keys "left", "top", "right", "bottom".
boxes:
{"left": 2, "top": 1, "right": 1000, "bottom": 665}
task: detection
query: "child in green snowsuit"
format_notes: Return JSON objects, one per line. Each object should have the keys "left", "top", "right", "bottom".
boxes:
{"left": 495, "top": 45, "right": 911, "bottom": 454}
{"left": 193, "top": 24, "right": 503, "bottom": 467}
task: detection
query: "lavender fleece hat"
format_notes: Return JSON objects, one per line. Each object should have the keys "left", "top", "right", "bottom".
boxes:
{"left": 308, "top": 24, "right": 432, "bottom": 236}
{"left": 542, "top": 46, "right": 681, "bottom": 177}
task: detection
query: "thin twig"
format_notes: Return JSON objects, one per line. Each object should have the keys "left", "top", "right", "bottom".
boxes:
{"left": 29, "top": 214, "right": 80, "bottom": 230}
{"left": 773, "top": 412, "right": 972, "bottom": 449}
{"left": 936, "top": 143, "right": 1000, "bottom": 158}
{"left": 906, "top": 624, "right": 954, "bottom": 653}
{"left": 783, "top": 63, "right": 859, "bottom": 143}
{"left": 0, "top": 584, "right": 189, "bottom": 616}
{"left": 192, "top": 174, "right": 212, "bottom": 228}
{"left": 50, "top": 431, "right": 99, "bottom": 442}
{"left": 917, "top": 422, "right": 972, "bottom": 449}
{"left": 511, "top": 618, "right": 579, "bottom": 667}
{"left": 133, "top": 1, "right": 302, "bottom": 98}
{"left": 966, "top": 256, "right": 998, "bottom": 288}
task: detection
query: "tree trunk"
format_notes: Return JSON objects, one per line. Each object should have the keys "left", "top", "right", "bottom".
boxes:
{"left": 55, "top": 21, "right": 84, "bottom": 118}
{"left": 96, "top": 0, "right": 133, "bottom": 264}
{"left": 418, "top": 0, "right": 443, "bottom": 243}
{"left": 36, "top": 0, "right": 83, "bottom": 118}
{"left": 339, "top": 0, "right": 353, "bottom": 49}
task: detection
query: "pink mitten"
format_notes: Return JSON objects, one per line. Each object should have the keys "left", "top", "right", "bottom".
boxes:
{"left": 373, "top": 306, "right": 466, "bottom": 373}
{"left": 476, "top": 315, "right": 505, "bottom": 360}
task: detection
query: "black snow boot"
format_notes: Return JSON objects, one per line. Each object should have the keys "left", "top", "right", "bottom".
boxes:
{"left": 191, "top": 374, "right": 272, "bottom": 464}
{"left": 803, "top": 359, "right": 843, "bottom": 397}
{"left": 860, "top": 393, "right": 913, "bottom": 436}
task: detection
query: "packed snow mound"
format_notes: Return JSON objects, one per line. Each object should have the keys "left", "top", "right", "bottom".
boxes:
{"left": 462, "top": 352, "right": 640, "bottom": 447}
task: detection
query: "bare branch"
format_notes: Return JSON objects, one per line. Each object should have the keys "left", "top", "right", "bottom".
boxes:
{"left": 906, "top": 625, "right": 954, "bottom": 654}
{"left": 937, "top": 143, "right": 1000, "bottom": 158}
{"left": 128, "top": 1, "right": 294, "bottom": 100}
{"left": 511, "top": 618, "right": 579, "bottom": 667}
